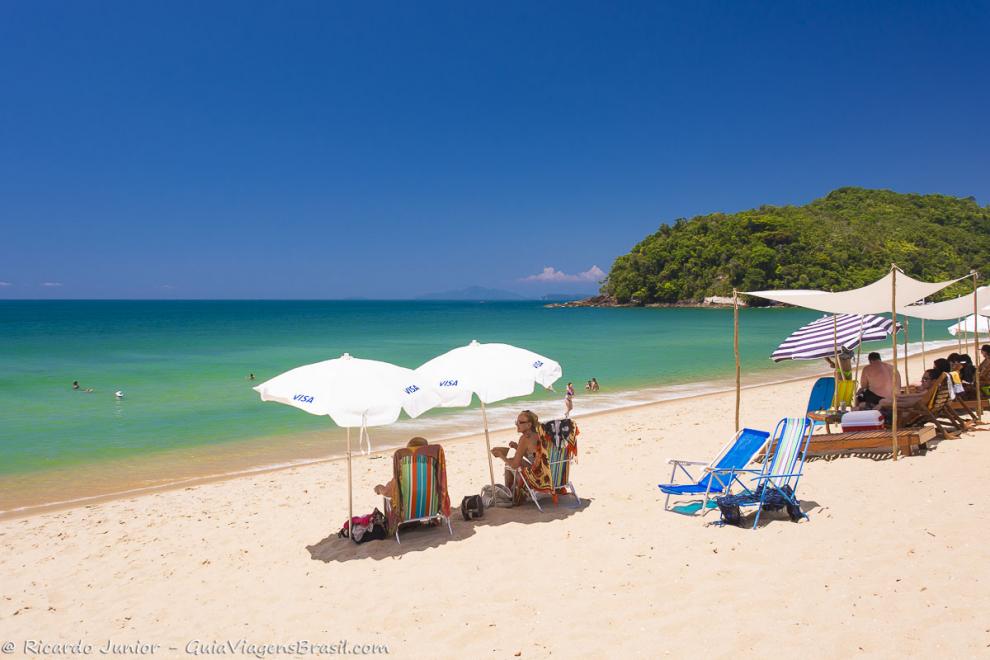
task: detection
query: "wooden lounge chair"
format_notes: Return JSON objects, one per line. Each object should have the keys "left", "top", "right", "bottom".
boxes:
{"left": 895, "top": 373, "right": 964, "bottom": 440}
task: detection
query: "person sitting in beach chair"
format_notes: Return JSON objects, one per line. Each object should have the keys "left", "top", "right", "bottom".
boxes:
{"left": 491, "top": 410, "right": 543, "bottom": 491}
{"left": 492, "top": 412, "right": 579, "bottom": 510}
{"left": 376, "top": 437, "right": 452, "bottom": 543}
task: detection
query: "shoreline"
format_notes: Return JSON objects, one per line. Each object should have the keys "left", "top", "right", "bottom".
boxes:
{"left": 0, "top": 339, "right": 956, "bottom": 521}
{"left": 0, "top": 365, "right": 827, "bottom": 521}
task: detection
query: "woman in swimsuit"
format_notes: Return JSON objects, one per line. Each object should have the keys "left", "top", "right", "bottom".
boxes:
{"left": 491, "top": 410, "right": 544, "bottom": 491}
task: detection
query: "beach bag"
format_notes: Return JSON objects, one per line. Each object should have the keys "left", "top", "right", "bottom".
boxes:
{"left": 337, "top": 508, "right": 387, "bottom": 543}
{"left": 717, "top": 500, "right": 742, "bottom": 526}
{"left": 460, "top": 494, "right": 485, "bottom": 520}
{"left": 480, "top": 483, "right": 514, "bottom": 508}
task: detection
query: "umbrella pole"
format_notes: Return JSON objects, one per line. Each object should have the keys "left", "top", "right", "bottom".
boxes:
{"left": 854, "top": 315, "right": 866, "bottom": 386}
{"left": 891, "top": 265, "right": 899, "bottom": 461}
{"left": 832, "top": 315, "right": 841, "bottom": 381}
{"left": 958, "top": 318, "right": 963, "bottom": 353}
{"left": 733, "top": 289, "right": 740, "bottom": 433}
{"left": 975, "top": 272, "right": 983, "bottom": 418}
{"left": 346, "top": 427, "right": 355, "bottom": 542}
{"left": 480, "top": 400, "right": 497, "bottom": 498}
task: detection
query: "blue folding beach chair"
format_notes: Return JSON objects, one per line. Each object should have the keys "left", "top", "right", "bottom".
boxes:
{"left": 806, "top": 377, "right": 836, "bottom": 432}
{"left": 658, "top": 427, "right": 771, "bottom": 515}
{"left": 715, "top": 417, "right": 815, "bottom": 529}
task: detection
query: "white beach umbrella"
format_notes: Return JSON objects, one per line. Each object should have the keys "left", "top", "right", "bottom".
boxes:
{"left": 254, "top": 353, "right": 441, "bottom": 535}
{"left": 415, "top": 340, "right": 562, "bottom": 496}
{"left": 948, "top": 314, "right": 990, "bottom": 337}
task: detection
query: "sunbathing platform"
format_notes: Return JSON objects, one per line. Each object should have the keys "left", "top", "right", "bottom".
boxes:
{"left": 806, "top": 427, "right": 937, "bottom": 457}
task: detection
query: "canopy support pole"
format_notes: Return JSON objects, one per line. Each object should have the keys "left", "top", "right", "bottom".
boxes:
{"left": 734, "top": 289, "right": 740, "bottom": 433}
{"left": 903, "top": 317, "right": 910, "bottom": 386}
{"left": 975, "top": 272, "right": 983, "bottom": 417}
{"left": 891, "top": 265, "right": 899, "bottom": 461}
{"left": 921, "top": 318, "right": 926, "bottom": 371}
{"left": 346, "top": 427, "right": 355, "bottom": 543}
{"left": 958, "top": 318, "right": 963, "bottom": 352}
{"left": 480, "top": 400, "right": 497, "bottom": 498}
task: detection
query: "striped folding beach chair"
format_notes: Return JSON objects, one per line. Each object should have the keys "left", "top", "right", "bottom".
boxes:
{"left": 385, "top": 444, "right": 453, "bottom": 543}
{"left": 715, "top": 417, "right": 814, "bottom": 529}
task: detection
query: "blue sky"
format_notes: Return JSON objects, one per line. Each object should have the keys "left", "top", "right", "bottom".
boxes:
{"left": 1, "top": 1, "right": 988, "bottom": 299}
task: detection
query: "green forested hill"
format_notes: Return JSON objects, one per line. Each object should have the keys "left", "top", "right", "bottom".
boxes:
{"left": 603, "top": 188, "right": 990, "bottom": 305}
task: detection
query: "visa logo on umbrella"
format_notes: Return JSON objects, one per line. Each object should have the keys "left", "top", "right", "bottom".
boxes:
{"left": 532, "top": 361, "right": 543, "bottom": 368}
{"left": 292, "top": 394, "right": 315, "bottom": 404}
{"left": 439, "top": 380, "right": 458, "bottom": 387}
{"left": 404, "top": 385, "right": 420, "bottom": 394}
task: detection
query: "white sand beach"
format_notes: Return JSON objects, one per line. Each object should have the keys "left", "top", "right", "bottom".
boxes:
{"left": 2, "top": 352, "right": 989, "bottom": 658}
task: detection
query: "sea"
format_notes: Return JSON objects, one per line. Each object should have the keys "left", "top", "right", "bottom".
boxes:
{"left": 0, "top": 300, "right": 962, "bottom": 515}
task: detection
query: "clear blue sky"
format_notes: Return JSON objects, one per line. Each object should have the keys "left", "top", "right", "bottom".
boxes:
{"left": 1, "top": 1, "right": 988, "bottom": 299}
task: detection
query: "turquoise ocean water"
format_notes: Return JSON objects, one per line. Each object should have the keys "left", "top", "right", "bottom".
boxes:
{"left": 0, "top": 300, "right": 957, "bottom": 512}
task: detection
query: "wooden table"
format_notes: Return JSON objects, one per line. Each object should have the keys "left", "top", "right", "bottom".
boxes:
{"left": 807, "top": 409, "right": 843, "bottom": 433}
{"left": 806, "top": 427, "right": 937, "bottom": 458}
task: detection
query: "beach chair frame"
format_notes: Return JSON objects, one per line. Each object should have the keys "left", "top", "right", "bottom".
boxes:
{"left": 383, "top": 498, "right": 453, "bottom": 544}
{"left": 511, "top": 447, "right": 579, "bottom": 512}
{"left": 659, "top": 428, "right": 771, "bottom": 515}
{"left": 718, "top": 417, "right": 814, "bottom": 530}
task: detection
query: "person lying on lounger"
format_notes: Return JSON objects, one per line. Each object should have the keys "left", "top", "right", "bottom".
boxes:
{"left": 877, "top": 369, "right": 940, "bottom": 411}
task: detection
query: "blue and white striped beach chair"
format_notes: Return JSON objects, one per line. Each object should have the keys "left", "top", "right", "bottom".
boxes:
{"left": 715, "top": 417, "right": 815, "bottom": 529}
{"left": 658, "top": 427, "right": 771, "bottom": 515}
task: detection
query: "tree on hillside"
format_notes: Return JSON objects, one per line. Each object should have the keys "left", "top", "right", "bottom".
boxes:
{"left": 602, "top": 188, "right": 990, "bottom": 305}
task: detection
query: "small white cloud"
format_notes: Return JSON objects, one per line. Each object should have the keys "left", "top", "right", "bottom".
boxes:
{"left": 520, "top": 265, "right": 606, "bottom": 283}
{"left": 160, "top": 284, "right": 175, "bottom": 290}
{"left": 41, "top": 282, "right": 63, "bottom": 287}
{"left": 0, "top": 281, "right": 12, "bottom": 287}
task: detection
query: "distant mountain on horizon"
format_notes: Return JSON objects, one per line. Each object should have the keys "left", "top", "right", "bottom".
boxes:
{"left": 415, "top": 286, "right": 527, "bottom": 301}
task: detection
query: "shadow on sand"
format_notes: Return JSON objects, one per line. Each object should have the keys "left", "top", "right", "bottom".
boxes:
{"left": 708, "top": 499, "right": 822, "bottom": 530}
{"left": 306, "top": 495, "right": 593, "bottom": 563}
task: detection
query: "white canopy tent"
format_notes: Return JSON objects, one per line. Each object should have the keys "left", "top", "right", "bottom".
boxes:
{"left": 746, "top": 271, "right": 965, "bottom": 315}
{"left": 948, "top": 314, "right": 990, "bottom": 337}
{"left": 902, "top": 285, "right": 988, "bottom": 416}
{"left": 902, "top": 286, "right": 990, "bottom": 320}
{"left": 738, "top": 267, "right": 970, "bottom": 459}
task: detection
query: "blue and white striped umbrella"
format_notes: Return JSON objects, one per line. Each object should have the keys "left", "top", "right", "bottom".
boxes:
{"left": 771, "top": 313, "right": 900, "bottom": 362}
